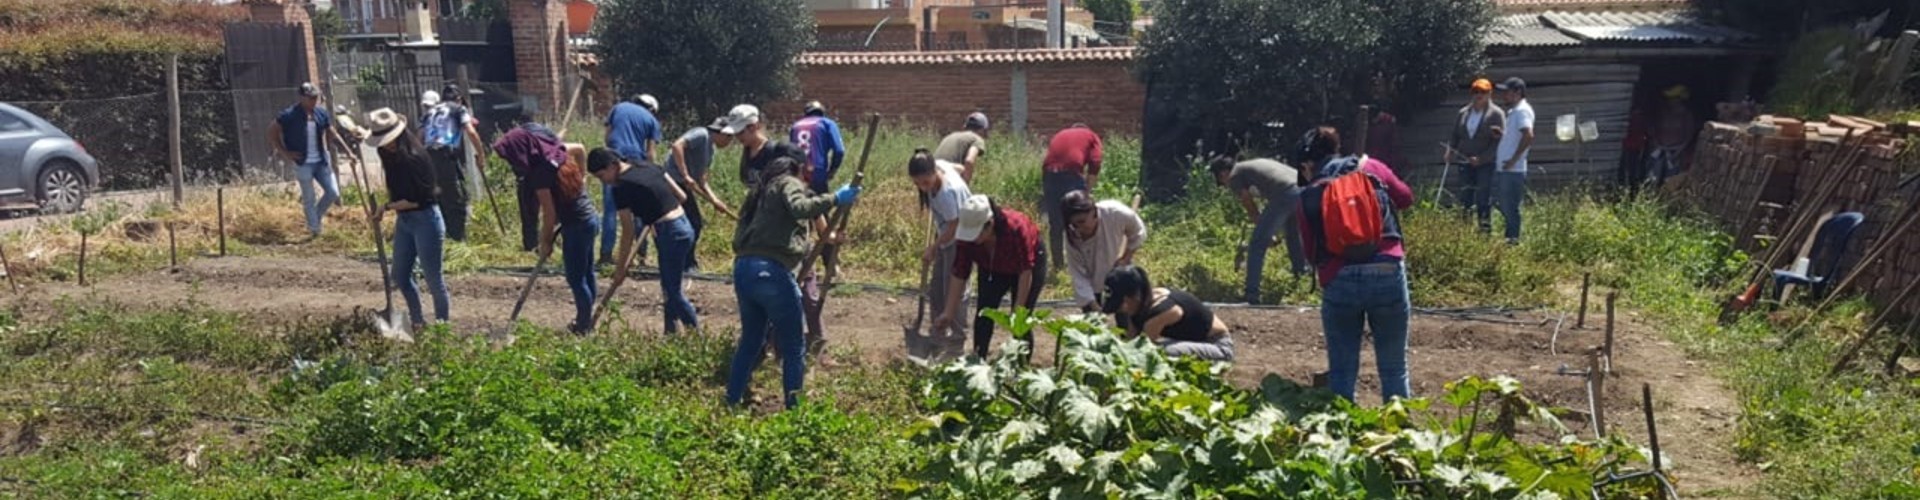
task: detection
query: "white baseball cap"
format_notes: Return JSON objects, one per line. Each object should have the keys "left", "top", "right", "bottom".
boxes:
{"left": 638, "top": 94, "right": 659, "bottom": 112}
{"left": 420, "top": 90, "right": 442, "bottom": 107}
{"left": 954, "top": 194, "right": 993, "bottom": 242}
{"left": 719, "top": 104, "right": 761, "bottom": 135}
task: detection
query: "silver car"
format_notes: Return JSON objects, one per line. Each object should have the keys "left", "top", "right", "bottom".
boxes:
{"left": 0, "top": 102, "right": 99, "bottom": 214}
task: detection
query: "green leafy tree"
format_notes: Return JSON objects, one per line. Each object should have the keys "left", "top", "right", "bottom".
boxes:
{"left": 1136, "top": 0, "right": 1491, "bottom": 145}
{"left": 591, "top": 0, "right": 816, "bottom": 125}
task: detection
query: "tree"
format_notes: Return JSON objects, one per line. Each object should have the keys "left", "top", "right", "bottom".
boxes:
{"left": 1136, "top": 0, "right": 1491, "bottom": 154}
{"left": 591, "top": 0, "right": 815, "bottom": 126}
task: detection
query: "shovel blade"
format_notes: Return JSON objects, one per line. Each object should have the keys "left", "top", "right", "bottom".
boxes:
{"left": 373, "top": 310, "right": 413, "bottom": 343}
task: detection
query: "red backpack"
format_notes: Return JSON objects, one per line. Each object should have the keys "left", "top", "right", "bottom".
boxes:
{"left": 1315, "top": 156, "right": 1386, "bottom": 263}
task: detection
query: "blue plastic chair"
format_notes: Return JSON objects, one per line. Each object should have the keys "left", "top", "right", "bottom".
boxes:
{"left": 1772, "top": 212, "right": 1866, "bottom": 301}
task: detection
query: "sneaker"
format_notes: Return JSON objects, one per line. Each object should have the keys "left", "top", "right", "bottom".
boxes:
{"left": 1506, "top": 237, "right": 1520, "bottom": 246}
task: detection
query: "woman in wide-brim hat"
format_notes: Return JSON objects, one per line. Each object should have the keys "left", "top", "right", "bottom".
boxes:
{"left": 366, "top": 108, "right": 452, "bottom": 330}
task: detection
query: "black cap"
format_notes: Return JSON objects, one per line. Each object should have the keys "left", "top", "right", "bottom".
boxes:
{"left": 298, "top": 82, "right": 321, "bottom": 98}
{"left": 1496, "top": 77, "right": 1526, "bottom": 93}
{"left": 442, "top": 83, "right": 463, "bottom": 101}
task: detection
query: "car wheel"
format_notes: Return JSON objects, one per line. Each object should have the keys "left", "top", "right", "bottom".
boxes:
{"left": 36, "top": 161, "right": 87, "bottom": 214}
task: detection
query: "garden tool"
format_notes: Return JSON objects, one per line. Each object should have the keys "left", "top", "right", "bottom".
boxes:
{"left": 502, "top": 227, "right": 565, "bottom": 335}
{"left": 345, "top": 149, "right": 410, "bottom": 342}
{"left": 906, "top": 220, "right": 935, "bottom": 340}
{"left": 589, "top": 229, "right": 644, "bottom": 334}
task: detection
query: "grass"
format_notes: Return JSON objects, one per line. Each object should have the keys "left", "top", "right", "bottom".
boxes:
{"left": 5, "top": 126, "right": 1920, "bottom": 497}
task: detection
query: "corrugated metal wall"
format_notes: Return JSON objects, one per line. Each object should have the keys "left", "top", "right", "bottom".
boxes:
{"left": 1395, "top": 58, "right": 1641, "bottom": 191}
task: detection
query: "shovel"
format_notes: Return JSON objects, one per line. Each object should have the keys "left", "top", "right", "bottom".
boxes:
{"left": 497, "top": 226, "right": 563, "bottom": 340}
{"left": 904, "top": 220, "right": 935, "bottom": 339}
{"left": 346, "top": 149, "right": 411, "bottom": 342}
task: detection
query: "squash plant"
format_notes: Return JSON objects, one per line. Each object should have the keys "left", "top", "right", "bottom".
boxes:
{"left": 900, "top": 311, "right": 1662, "bottom": 499}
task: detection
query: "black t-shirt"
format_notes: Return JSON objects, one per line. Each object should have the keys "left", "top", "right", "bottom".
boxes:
{"left": 740, "top": 141, "right": 802, "bottom": 189}
{"left": 523, "top": 161, "right": 596, "bottom": 224}
{"left": 1131, "top": 290, "right": 1216, "bottom": 342}
{"left": 379, "top": 147, "right": 438, "bottom": 207}
{"left": 612, "top": 163, "right": 680, "bottom": 226}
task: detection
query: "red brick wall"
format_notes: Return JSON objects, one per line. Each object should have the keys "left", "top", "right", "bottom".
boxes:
{"left": 510, "top": 0, "right": 568, "bottom": 118}
{"left": 248, "top": 1, "right": 319, "bottom": 86}
{"left": 775, "top": 58, "right": 1142, "bottom": 140}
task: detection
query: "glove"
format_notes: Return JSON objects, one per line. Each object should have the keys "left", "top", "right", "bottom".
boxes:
{"left": 834, "top": 184, "right": 862, "bottom": 207}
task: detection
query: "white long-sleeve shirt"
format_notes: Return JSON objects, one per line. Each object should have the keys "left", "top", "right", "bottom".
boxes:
{"left": 1064, "top": 200, "right": 1146, "bottom": 307}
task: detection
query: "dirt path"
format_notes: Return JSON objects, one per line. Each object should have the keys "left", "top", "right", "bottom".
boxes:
{"left": 9, "top": 254, "right": 1758, "bottom": 496}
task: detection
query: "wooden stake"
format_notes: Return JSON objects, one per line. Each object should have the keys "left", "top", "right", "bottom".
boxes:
{"left": 1604, "top": 291, "right": 1618, "bottom": 374}
{"left": 1577, "top": 272, "right": 1591, "bottom": 329}
{"left": 1589, "top": 350, "right": 1607, "bottom": 437}
{"left": 217, "top": 187, "right": 227, "bottom": 257}
{"left": 167, "top": 53, "right": 183, "bottom": 209}
{"left": 0, "top": 241, "right": 17, "bottom": 293}
{"left": 167, "top": 221, "right": 177, "bottom": 269}
{"left": 1643, "top": 383, "right": 1662, "bottom": 472}
{"left": 78, "top": 233, "right": 88, "bottom": 287}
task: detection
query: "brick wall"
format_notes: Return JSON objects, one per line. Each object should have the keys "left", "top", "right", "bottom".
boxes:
{"left": 1681, "top": 124, "right": 1920, "bottom": 318}
{"left": 510, "top": 0, "right": 568, "bottom": 118}
{"left": 772, "top": 50, "right": 1142, "bottom": 141}
{"left": 247, "top": 0, "right": 320, "bottom": 86}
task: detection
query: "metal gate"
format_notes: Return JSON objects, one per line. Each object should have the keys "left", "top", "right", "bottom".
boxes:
{"left": 224, "top": 22, "right": 312, "bottom": 180}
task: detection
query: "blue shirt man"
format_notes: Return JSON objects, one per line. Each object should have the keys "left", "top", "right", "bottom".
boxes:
{"left": 601, "top": 94, "right": 663, "bottom": 262}
{"left": 788, "top": 101, "right": 846, "bottom": 194}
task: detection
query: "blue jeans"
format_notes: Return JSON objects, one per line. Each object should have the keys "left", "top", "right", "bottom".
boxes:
{"left": 561, "top": 218, "right": 599, "bottom": 332}
{"left": 1246, "top": 188, "right": 1308, "bottom": 304}
{"left": 1321, "top": 261, "right": 1411, "bottom": 402}
{"left": 1041, "top": 171, "right": 1087, "bottom": 268}
{"left": 725, "top": 256, "right": 807, "bottom": 409}
{"left": 1496, "top": 172, "right": 1527, "bottom": 241}
{"left": 600, "top": 184, "right": 619, "bottom": 261}
{"left": 391, "top": 207, "right": 450, "bottom": 327}
{"left": 653, "top": 216, "right": 699, "bottom": 333}
{"left": 297, "top": 159, "right": 341, "bottom": 235}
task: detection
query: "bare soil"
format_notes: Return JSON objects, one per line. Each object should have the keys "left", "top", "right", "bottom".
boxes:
{"left": 9, "top": 254, "right": 1759, "bottom": 496}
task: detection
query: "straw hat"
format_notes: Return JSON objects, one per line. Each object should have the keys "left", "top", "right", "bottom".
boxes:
{"left": 364, "top": 108, "right": 407, "bottom": 148}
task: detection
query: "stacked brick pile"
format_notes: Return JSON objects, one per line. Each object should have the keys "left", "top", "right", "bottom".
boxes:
{"left": 1678, "top": 115, "right": 1920, "bottom": 316}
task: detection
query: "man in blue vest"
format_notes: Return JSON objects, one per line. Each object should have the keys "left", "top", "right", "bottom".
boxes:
{"left": 267, "top": 83, "right": 355, "bottom": 239}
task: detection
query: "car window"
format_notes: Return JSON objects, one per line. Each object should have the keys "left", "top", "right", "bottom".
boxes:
{"left": 0, "top": 110, "right": 31, "bottom": 133}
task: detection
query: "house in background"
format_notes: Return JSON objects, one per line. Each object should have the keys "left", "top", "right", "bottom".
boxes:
{"left": 1391, "top": 0, "right": 1765, "bottom": 190}
{"left": 808, "top": 0, "right": 1106, "bottom": 51}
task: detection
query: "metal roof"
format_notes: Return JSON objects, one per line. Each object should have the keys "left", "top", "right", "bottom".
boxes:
{"left": 1541, "top": 10, "right": 1756, "bottom": 43}
{"left": 1489, "top": 13, "right": 1582, "bottom": 47}
{"left": 798, "top": 47, "right": 1137, "bottom": 66}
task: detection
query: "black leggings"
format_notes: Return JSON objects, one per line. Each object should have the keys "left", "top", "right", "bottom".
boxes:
{"left": 972, "top": 246, "right": 1047, "bottom": 358}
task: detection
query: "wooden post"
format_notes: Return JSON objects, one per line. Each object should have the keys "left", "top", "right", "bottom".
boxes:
{"left": 0, "top": 241, "right": 17, "bottom": 293}
{"left": 217, "top": 187, "right": 227, "bottom": 257}
{"left": 168, "top": 53, "right": 184, "bottom": 208}
{"left": 1577, "top": 272, "right": 1591, "bottom": 329}
{"left": 1588, "top": 350, "right": 1607, "bottom": 437}
{"left": 167, "top": 221, "right": 178, "bottom": 269}
{"left": 1642, "top": 383, "right": 1661, "bottom": 472}
{"left": 1604, "top": 292, "right": 1618, "bottom": 374}
{"left": 78, "top": 233, "right": 88, "bottom": 287}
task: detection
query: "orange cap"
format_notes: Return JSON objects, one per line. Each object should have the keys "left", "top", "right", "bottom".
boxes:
{"left": 1471, "top": 78, "right": 1494, "bottom": 93}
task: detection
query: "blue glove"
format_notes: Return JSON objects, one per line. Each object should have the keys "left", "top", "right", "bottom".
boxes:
{"left": 834, "top": 184, "right": 861, "bottom": 207}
